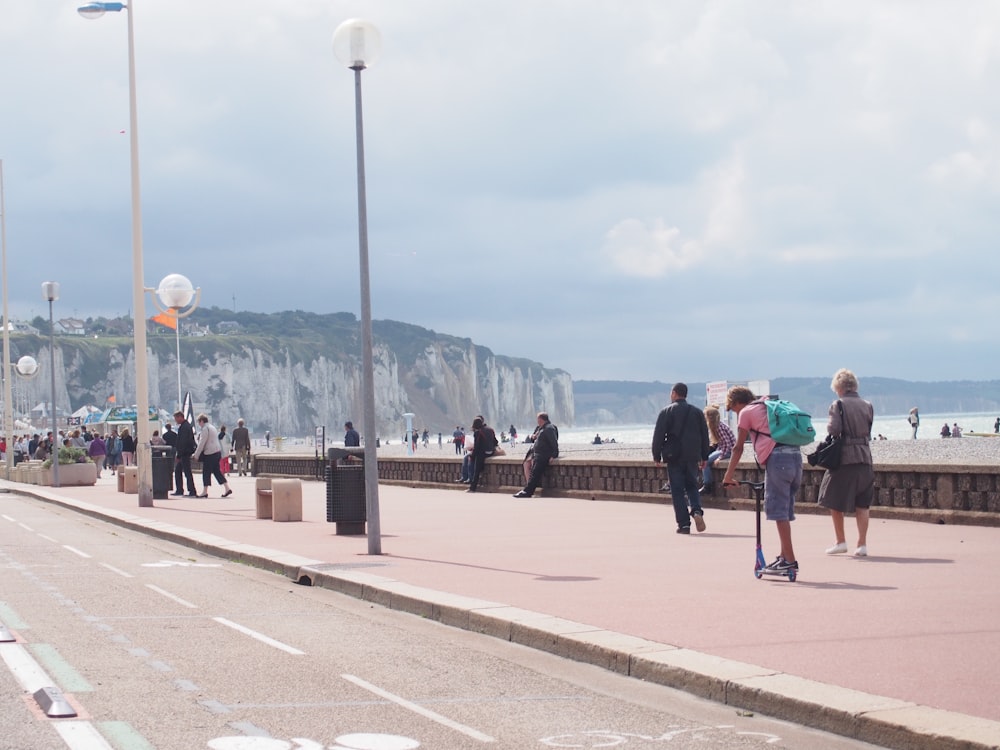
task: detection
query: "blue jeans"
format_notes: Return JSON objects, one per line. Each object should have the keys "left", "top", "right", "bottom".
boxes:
{"left": 702, "top": 449, "right": 730, "bottom": 485}
{"left": 667, "top": 461, "right": 703, "bottom": 529}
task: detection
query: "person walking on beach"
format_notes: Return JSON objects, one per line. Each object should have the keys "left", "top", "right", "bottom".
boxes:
{"left": 701, "top": 405, "right": 735, "bottom": 497}
{"left": 452, "top": 426, "right": 464, "bottom": 455}
{"left": 818, "top": 369, "right": 875, "bottom": 557}
{"left": 722, "top": 386, "right": 800, "bottom": 576}
{"left": 514, "top": 412, "right": 559, "bottom": 498}
{"left": 172, "top": 411, "right": 198, "bottom": 497}
{"left": 908, "top": 407, "right": 920, "bottom": 439}
{"left": 192, "top": 414, "right": 233, "bottom": 498}
{"left": 652, "top": 383, "right": 711, "bottom": 534}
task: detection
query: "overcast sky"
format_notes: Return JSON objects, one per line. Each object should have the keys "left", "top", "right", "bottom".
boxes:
{"left": 2, "top": 1, "right": 998, "bottom": 383}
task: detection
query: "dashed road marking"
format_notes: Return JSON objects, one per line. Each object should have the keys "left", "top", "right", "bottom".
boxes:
{"left": 342, "top": 674, "right": 494, "bottom": 743}
{"left": 63, "top": 546, "right": 92, "bottom": 559}
{"left": 145, "top": 584, "right": 198, "bottom": 609}
{"left": 99, "top": 563, "right": 133, "bottom": 578}
{"left": 213, "top": 618, "right": 305, "bottom": 655}
{"left": 38, "top": 534, "right": 60, "bottom": 544}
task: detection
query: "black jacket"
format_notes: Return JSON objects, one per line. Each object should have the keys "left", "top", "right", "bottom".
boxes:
{"left": 527, "top": 421, "right": 559, "bottom": 460}
{"left": 175, "top": 420, "right": 196, "bottom": 457}
{"left": 651, "top": 399, "right": 710, "bottom": 463}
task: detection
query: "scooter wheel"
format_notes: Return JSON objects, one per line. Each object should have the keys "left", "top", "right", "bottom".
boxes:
{"left": 787, "top": 569, "right": 797, "bottom": 582}
{"left": 754, "top": 564, "right": 764, "bottom": 579}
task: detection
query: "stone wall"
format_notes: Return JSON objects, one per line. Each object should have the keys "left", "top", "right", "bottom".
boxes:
{"left": 252, "top": 454, "right": 1000, "bottom": 525}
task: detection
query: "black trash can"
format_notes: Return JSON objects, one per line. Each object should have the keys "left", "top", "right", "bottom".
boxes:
{"left": 151, "top": 445, "right": 174, "bottom": 500}
{"left": 326, "top": 447, "right": 366, "bottom": 535}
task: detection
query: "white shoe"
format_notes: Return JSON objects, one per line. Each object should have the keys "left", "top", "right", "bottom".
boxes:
{"left": 826, "top": 542, "right": 848, "bottom": 555}
{"left": 854, "top": 546, "right": 868, "bottom": 557}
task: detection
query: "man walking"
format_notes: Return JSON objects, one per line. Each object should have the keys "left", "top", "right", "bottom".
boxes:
{"left": 513, "top": 412, "right": 559, "bottom": 498}
{"left": 652, "top": 382, "right": 710, "bottom": 534}
{"left": 172, "top": 410, "right": 198, "bottom": 497}
{"left": 344, "top": 421, "right": 360, "bottom": 447}
{"left": 232, "top": 418, "right": 251, "bottom": 476}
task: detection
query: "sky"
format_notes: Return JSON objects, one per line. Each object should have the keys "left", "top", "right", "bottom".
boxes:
{"left": 2, "top": 1, "right": 999, "bottom": 384}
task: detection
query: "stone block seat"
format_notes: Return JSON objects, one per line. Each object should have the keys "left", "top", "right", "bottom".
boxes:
{"left": 255, "top": 477, "right": 273, "bottom": 519}
{"left": 271, "top": 478, "right": 302, "bottom": 522}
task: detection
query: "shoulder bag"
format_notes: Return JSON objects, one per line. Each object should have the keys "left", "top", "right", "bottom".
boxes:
{"left": 807, "top": 400, "right": 844, "bottom": 470}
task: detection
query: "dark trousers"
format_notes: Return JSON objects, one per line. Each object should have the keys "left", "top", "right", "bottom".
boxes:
{"left": 522, "top": 454, "right": 552, "bottom": 497}
{"left": 175, "top": 455, "right": 196, "bottom": 494}
{"left": 200, "top": 451, "right": 227, "bottom": 487}
{"left": 667, "top": 461, "right": 703, "bottom": 529}
{"left": 469, "top": 453, "right": 487, "bottom": 491}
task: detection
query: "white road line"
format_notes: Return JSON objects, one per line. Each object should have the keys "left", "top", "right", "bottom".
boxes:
{"left": 0, "top": 642, "right": 56, "bottom": 693}
{"left": 99, "top": 563, "right": 133, "bottom": 578}
{"left": 18, "top": 522, "right": 34, "bottom": 532}
{"left": 38, "top": 534, "right": 60, "bottom": 544}
{"left": 63, "top": 546, "right": 92, "bottom": 559}
{"left": 145, "top": 584, "right": 197, "bottom": 609}
{"left": 212, "top": 617, "right": 305, "bottom": 656}
{"left": 53, "top": 720, "right": 115, "bottom": 750}
{"left": 342, "top": 673, "right": 496, "bottom": 743}
{"left": 1, "top": 514, "right": 15, "bottom": 522}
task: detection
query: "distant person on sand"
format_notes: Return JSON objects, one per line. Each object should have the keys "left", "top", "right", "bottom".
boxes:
{"left": 817, "top": 369, "right": 875, "bottom": 558}
{"left": 941, "top": 423, "right": 951, "bottom": 438}
{"left": 952, "top": 423, "right": 962, "bottom": 438}
{"left": 994, "top": 417, "right": 999, "bottom": 434}
{"left": 452, "top": 426, "right": 464, "bottom": 455}
{"left": 908, "top": 407, "right": 920, "bottom": 439}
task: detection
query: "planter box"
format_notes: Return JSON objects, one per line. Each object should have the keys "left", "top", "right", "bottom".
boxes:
{"left": 41, "top": 462, "right": 98, "bottom": 487}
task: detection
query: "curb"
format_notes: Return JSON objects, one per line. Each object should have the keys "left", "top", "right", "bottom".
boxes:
{"left": 14, "top": 486, "right": 1000, "bottom": 750}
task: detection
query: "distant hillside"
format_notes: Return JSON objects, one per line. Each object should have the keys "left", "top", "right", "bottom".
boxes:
{"left": 574, "top": 378, "right": 1000, "bottom": 425}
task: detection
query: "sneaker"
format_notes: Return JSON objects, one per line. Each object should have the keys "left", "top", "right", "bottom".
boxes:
{"left": 826, "top": 542, "right": 848, "bottom": 555}
{"left": 773, "top": 558, "right": 799, "bottom": 572}
{"left": 659, "top": 483, "right": 671, "bottom": 493}
{"left": 676, "top": 526, "right": 690, "bottom": 534}
{"left": 765, "top": 556, "right": 785, "bottom": 570}
{"left": 854, "top": 545, "right": 868, "bottom": 557}
{"left": 692, "top": 512, "right": 706, "bottom": 532}
{"left": 513, "top": 490, "right": 531, "bottom": 498}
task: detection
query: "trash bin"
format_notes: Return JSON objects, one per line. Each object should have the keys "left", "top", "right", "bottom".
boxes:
{"left": 326, "top": 447, "right": 366, "bottom": 535}
{"left": 151, "top": 445, "right": 175, "bottom": 500}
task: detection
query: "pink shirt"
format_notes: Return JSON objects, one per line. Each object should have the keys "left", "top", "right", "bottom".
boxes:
{"left": 738, "top": 400, "right": 777, "bottom": 465}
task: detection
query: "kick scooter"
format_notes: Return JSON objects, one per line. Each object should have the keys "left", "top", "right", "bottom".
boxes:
{"left": 739, "top": 479, "right": 797, "bottom": 582}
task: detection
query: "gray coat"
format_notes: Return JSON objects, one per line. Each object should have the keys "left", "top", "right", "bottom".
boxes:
{"left": 826, "top": 391, "right": 873, "bottom": 466}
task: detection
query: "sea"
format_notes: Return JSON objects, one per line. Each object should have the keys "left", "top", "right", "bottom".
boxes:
{"left": 554, "top": 411, "right": 1000, "bottom": 447}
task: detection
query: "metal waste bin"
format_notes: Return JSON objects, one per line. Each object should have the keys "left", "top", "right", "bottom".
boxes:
{"left": 326, "top": 447, "right": 366, "bottom": 535}
{"left": 151, "top": 445, "right": 175, "bottom": 500}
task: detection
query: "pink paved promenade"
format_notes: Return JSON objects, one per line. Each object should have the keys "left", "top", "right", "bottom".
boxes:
{"left": 5, "top": 473, "right": 1000, "bottom": 746}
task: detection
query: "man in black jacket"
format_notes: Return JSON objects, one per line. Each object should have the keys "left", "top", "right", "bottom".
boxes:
{"left": 172, "top": 411, "right": 198, "bottom": 497}
{"left": 652, "top": 382, "right": 711, "bottom": 534}
{"left": 513, "top": 412, "right": 559, "bottom": 498}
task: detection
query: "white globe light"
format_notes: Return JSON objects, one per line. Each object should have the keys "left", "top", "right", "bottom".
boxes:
{"left": 156, "top": 273, "right": 195, "bottom": 310}
{"left": 15, "top": 355, "right": 39, "bottom": 378}
{"left": 332, "top": 19, "right": 382, "bottom": 69}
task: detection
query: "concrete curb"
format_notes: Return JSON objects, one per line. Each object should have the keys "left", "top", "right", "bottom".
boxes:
{"left": 15, "top": 486, "right": 1000, "bottom": 750}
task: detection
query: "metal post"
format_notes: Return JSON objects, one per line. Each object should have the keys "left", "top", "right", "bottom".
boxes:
{"left": 352, "top": 65, "right": 381, "bottom": 555}
{"left": 175, "top": 314, "right": 181, "bottom": 412}
{"left": 47, "top": 298, "right": 59, "bottom": 488}
{"left": 125, "top": 1, "right": 152, "bottom": 506}
{"left": 0, "top": 161, "right": 12, "bottom": 474}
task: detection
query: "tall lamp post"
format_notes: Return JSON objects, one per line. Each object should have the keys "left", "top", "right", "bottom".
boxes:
{"left": 42, "top": 282, "right": 60, "bottom": 488}
{"left": 1, "top": 160, "right": 12, "bottom": 474}
{"left": 78, "top": 1, "right": 153, "bottom": 506}
{"left": 332, "top": 18, "right": 382, "bottom": 555}
{"left": 147, "top": 274, "right": 200, "bottom": 412}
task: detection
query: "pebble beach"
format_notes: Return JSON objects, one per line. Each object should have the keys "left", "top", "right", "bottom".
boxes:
{"left": 358, "top": 435, "right": 1000, "bottom": 466}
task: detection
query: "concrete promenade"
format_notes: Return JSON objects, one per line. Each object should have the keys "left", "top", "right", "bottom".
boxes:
{"left": 3, "top": 473, "right": 999, "bottom": 750}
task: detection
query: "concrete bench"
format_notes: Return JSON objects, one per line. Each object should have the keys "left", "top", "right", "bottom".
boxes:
{"left": 255, "top": 477, "right": 273, "bottom": 519}
{"left": 122, "top": 466, "right": 138, "bottom": 494}
{"left": 271, "top": 478, "right": 302, "bottom": 522}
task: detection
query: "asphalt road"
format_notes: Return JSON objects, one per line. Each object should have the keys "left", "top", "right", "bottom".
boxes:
{"left": 0, "top": 494, "right": 884, "bottom": 750}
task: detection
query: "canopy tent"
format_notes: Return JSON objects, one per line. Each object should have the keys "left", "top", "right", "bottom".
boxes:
{"left": 87, "top": 405, "right": 166, "bottom": 433}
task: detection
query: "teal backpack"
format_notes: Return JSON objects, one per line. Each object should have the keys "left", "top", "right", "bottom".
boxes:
{"left": 760, "top": 399, "right": 816, "bottom": 446}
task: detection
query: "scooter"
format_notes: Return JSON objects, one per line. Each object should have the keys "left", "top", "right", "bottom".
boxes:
{"left": 739, "top": 479, "right": 797, "bottom": 582}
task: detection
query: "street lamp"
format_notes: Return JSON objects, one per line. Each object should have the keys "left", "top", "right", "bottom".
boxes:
{"left": 42, "top": 282, "right": 60, "bottom": 488}
{"left": 78, "top": 1, "right": 153, "bottom": 506}
{"left": 1, "top": 159, "right": 12, "bottom": 474}
{"left": 147, "top": 273, "right": 201, "bottom": 412}
{"left": 332, "top": 18, "right": 382, "bottom": 555}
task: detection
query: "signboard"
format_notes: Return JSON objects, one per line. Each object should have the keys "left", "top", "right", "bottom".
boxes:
{"left": 705, "top": 381, "right": 728, "bottom": 408}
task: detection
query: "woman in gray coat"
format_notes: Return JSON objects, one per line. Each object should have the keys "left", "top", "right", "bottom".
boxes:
{"left": 818, "top": 368, "right": 875, "bottom": 557}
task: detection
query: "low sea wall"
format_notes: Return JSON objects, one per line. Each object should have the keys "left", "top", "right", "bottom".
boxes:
{"left": 253, "top": 453, "right": 1000, "bottom": 526}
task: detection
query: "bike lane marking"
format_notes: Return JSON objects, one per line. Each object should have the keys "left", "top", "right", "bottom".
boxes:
{"left": 53, "top": 720, "right": 115, "bottom": 750}
{"left": 63, "top": 545, "right": 92, "bottom": 559}
{"left": 213, "top": 617, "right": 305, "bottom": 655}
{"left": 99, "top": 563, "right": 134, "bottom": 578}
{"left": 146, "top": 584, "right": 198, "bottom": 609}
{"left": 341, "top": 673, "right": 495, "bottom": 744}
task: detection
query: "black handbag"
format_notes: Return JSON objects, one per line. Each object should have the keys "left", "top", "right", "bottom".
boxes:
{"left": 807, "top": 400, "right": 844, "bottom": 470}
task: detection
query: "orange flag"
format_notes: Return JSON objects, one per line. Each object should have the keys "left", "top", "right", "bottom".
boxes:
{"left": 151, "top": 311, "right": 178, "bottom": 330}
